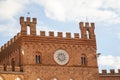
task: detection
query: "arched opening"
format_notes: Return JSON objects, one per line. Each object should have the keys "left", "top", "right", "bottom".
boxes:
{"left": 36, "top": 78, "right": 41, "bottom": 80}
{"left": 36, "top": 55, "right": 41, "bottom": 64}
{"left": 52, "top": 78, "right": 57, "bottom": 80}
{"left": 15, "top": 77, "right": 21, "bottom": 80}
{"left": 81, "top": 54, "right": 87, "bottom": 65}
{"left": 69, "top": 78, "right": 73, "bottom": 80}
{"left": 86, "top": 30, "right": 90, "bottom": 39}
{"left": 27, "top": 26, "right": 30, "bottom": 35}
{"left": 0, "top": 76, "right": 3, "bottom": 80}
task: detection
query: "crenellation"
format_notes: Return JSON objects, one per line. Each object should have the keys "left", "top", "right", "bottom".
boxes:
{"left": 0, "top": 33, "right": 21, "bottom": 53}
{"left": 79, "top": 22, "right": 84, "bottom": 28}
{"left": 66, "top": 32, "right": 71, "bottom": 38}
{"left": 49, "top": 31, "right": 54, "bottom": 37}
{"left": 14, "top": 36, "right": 17, "bottom": 41}
{"left": 6, "top": 41, "right": 9, "bottom": 47}
{"left": 10, "top": 39, "right": 13, "bottom": 45}
{"left": 40, "top": 31, "right": 45, "bottom": 36}
{"left": 1, "top": 46, "right": 4, "bottom": 51}
{"left": 4, "top": 44, "right": 7, "bottom": 49}
{"left": 91, "top": 23, "right": 95, "bottom": 28}
{"left": 85, "top": 22, "right": 89, "bottom": 27}
{"left": 102, "top": 70, "right": 107, "bottom": 74}
{"left": 17, "top": 32, "right": 21, "bottom": 37}
{"left": 100, "top": 69, "right": 120, "bottom": 75}
{"left": 20, "top": 16, "right": 24, "bottom": 24}
{"left": 8, "top": 41, "right": 11, "bottom": 46}
{"left": 26, "top": 17, "right": 30, "bottom": 23}
{"left": 74, "top": 33, "right": 79, "bottom": 38}
{"left": 20, "top": 16, "right": 37, "bottom": 36}
{"left": 11, "top": 38, "right": 14, "bottom": 43}
{"left": 20, "top": 16, "right": 37, "bottom": 24}
{"left": 32, "top": 18, "right": 37, "bottom": 24}
{"left": 1, "top": 16, "right": 120, "bottom": 80}
{"left": 110, "top": 69, "right": 115, "bottom": 74}
{"left": 57, "top": 32, "right": 63, "bottom": 37}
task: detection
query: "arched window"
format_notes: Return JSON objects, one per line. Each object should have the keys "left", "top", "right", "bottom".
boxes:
{"left": 81, "top": 54, "right": 87, "bottom": 65}
{"left": 69, "top": 78, "right": 73, "bottom": 80}
{"left": 52, "top": 78, "right": 57, "bottom": 80}
{"left": 27, "top": 26, "right": 30, "bottom": 35}
{"left": 36, "top": 55, "right": 41, "bottom": 64}
{"left": 0, "top": 76, "right": 3, "bottom": 80}
{"left": 36, "top": 78, "right": 41, "bottom": 80}
{"left": 15, "top": 77, "right": 21, "bottom": 80}
{"left": 86, "top": 30, "right": 90, "bottom": 39}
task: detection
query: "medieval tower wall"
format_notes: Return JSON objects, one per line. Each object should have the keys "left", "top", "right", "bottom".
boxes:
{"left": 0, "top": 16, "right": 119, "bottom": 80}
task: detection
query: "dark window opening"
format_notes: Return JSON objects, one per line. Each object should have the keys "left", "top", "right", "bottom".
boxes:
{"left": 36, "top": 55, "right": 40, "bottom": 64}
{"left": 81, "top": 57, "right": 86, "bottom": 64}
{"left": 11, "top": 58, "right": 15, "bottom": 71}
{"left": 86, "top": 30, "right": 90, "bottom": 39}
{"left": 81, "top": 55, "right": 87, "bottom": 65}
{"left": 3, "top": 64, "right": 7, "bottom": 71}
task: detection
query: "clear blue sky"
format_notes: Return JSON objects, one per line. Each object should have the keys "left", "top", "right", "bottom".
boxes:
{"left": 0, "top": 0, "right": 120, "bottom": 71}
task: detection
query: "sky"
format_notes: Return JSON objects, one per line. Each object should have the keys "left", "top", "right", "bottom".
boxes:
{"left": 0, "top": 0, "right": 120, "bottom": 72}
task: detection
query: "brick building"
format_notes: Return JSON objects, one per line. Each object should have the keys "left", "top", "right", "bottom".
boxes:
{"left": 0, "top": 16, "right": 120, "bottom": 80}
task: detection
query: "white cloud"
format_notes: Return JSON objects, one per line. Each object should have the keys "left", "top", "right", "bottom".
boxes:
{"left": 117, "top": 33, "right": 120, "bottom": 40}
{"left": 98, "top": 55, "right": 120, "bottom": 69}
{"left": 0, "top": 18, "right": 19, "bottom": 36}
{"left": 0, "top": 0, "right": 31, "bottom": 36}
{"left": 34, "top": 0, "right": 120, "bottom": 23}
{"left": 0, "top": 0, "right": 30, "bottom": 20}
{"left": 0, "top": 0, "right": 120, "bottom": 25}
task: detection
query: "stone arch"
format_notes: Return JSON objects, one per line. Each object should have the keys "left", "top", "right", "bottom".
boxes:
{"left": 0, "top": 75, "right": 5, "bottom": 80}
{"left": 51, "top": 77, "right": 58, "bottom": 80}
{"left": 36, "top": 77, "right": 41, "bottom": 80}
{"left": 15, "top": 76, "right": 22, "bottom": 80}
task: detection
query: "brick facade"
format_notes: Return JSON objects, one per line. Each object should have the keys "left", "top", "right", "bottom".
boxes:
{"left": 0, "top": 16, "right": 119, "bottom": 80}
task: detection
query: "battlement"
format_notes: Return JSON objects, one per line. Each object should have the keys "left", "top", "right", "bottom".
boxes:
{"left": 39, "top": 31, "right": 81, "bottom": 38}
{"left": 79, "top": 22, "right": 95, "bottom": 28}
{"left": 79, "top": 22, "right": 95, "bottom": 39}
{"left": 0, "top": 33, "right": 21, "bottom": 53}
{"left": 0, "top": 17, "right": 96, "bottom": 53}
{"left": 0, "top": 65, "right": 21, "bottom": 72}
{"left": 20, "top": 16, "right": 37, "bottom": 24}
{"left": 20, "top": 16, "right": 37, "bottom": 35}
{"left": 100, "top": 69, "right": 120, "bottom": 76}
